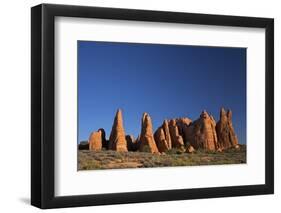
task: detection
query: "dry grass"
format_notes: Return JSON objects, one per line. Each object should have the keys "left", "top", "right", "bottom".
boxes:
{"left": 78, "top": 145, "right": 246, "bottom": 170}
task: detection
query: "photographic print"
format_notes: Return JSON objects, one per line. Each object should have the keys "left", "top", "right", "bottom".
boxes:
{"left": 31, "top": 4, "right": 274, "bottom": 208}
{"left": 77, "top": 41, "right": 246, "bottom": 170}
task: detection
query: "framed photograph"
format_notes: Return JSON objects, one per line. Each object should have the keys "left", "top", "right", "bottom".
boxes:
{"left": 31, "top": 4, "right": 274, "bottom": 209}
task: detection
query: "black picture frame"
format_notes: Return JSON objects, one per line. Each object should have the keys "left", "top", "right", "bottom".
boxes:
{"left": 31, "top": 3, "right": 274, "bottom": 209}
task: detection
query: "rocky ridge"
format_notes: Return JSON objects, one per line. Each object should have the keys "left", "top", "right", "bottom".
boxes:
{"left": 81, "top": 108, "right": 240, "bottom": 154}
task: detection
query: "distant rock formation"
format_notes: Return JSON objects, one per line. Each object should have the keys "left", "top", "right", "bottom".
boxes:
{"left": 139, "top": 113, "right": 159, "bottom": 153}
{"left": 216, "top": 108, "right": 239, "bottom": 150}
{"left": 84, "top": 108, "right": 240, "bottom": 154}
{"left": 184, "top": 110, "right": 218, "bottom": 151}
{"left": 108, "top": 109, "right": 128, "bottom": 152}
{"left": 126, "top": 135, "right": 138, "bottom": 151}
{"left": 89, "top": 130, "right": 103, "bottom": 151}
{"left": 78, "top": 141, "right": 89, "bottom": 150}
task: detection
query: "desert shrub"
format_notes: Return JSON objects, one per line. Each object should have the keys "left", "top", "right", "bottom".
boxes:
{"left": 169, "top": 158, "right": 192, "bottom": 167}
{"left": 141, "top": 145, "right": 152, "bottom": 153}
{"left": 77, "top": 144, "right": 246, "bottom": 170}
{"left": 79, "top": 160, "right": 101, "bottom": 170}
{"left": 142, "top": 159, "right": 155, "bottom": 167}
{"left": 204, "top": 149, "right": 217, "bottom": 154}
{"left": 194, "top": 148, "right": 204, "bottom": 154}
{"left": 166, "top": 148, "right": 184, "bottom": 155}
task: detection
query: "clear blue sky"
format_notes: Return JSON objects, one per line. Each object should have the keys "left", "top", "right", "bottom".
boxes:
{"left": 78, "top": 41, "right": 246, "bottom": 144}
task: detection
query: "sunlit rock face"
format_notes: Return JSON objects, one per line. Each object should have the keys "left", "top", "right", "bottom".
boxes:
{"left": 87, "top": 107, "right": 239, "bottom": 154}
{"left": 108, "top": 109, "right": 128, "bottom": 152}
{"left": 89, "top": 130, "right": 103, "bottom": 151}
{"left": 139, "top": 113, "right": 159, "bottom": 153}
{"left": 184, "top": 110, "right": 218, "bottom": 151}
{"left": 216, "top": 108, "right": 239, "bottom": 150}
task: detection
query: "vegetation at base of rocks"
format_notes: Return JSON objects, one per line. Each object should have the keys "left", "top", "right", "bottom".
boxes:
{"left": 78, "top": 145, "right": 246, "bottom": 170}
{"left": 140, "top": 145, "right": 152, "bottom": 153}
{"left": 166, "top": 148, "right": 185, "bottom": 155}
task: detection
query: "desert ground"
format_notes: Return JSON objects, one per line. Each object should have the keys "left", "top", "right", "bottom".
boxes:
{"left": 78, "top": 145, "right": 246, "bottom": 170}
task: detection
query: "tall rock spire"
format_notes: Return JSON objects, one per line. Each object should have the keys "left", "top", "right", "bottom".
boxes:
{"left": 139, "top": 113, "right": 159, "bottom": 153}
{"left": 169, "top": 119, "right": 185, "bottom": 150}
{"left": 108, "top": 109, "right": 128, "bottom": 152}
{"left": 216, "top": 108, "right": 239, "bottom": 150}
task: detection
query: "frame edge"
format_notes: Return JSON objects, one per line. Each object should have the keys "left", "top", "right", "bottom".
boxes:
{"left": 31, "top": 4, "right": 43, "bottom": 208}
{"left": 265, "top": 18, "right": 274, "bottom": 194}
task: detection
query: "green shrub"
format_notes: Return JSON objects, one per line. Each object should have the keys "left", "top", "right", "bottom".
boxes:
{"left": 141, "top": 145, "right": 152, "bottom": 153}
{"left": 166, "top": 148, "right": 184, "bottom": 155}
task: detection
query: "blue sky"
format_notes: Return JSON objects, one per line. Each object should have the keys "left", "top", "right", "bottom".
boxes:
{"left": 78, "top": 41, "right": 246, "bottom": 144}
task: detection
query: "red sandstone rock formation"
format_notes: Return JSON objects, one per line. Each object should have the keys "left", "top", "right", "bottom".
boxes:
{"left": 154, "top": 117, "right": 192, "bottom": 152}
{"left": 154, "top": 119, "right": 172, "bottom": 153}
{"left": 175, "top": 117, "right": 192, "bottom": 139}
{"left": 85, "top": 108, "right": 239, "bottom": 153}
{"left": 108, "top": 109, "right": 128, "bottom": 152}
{"left": 184, "top": 110, "right": 218, "bottom": 151}
{"left": 154, "top": 127, "right": 170, "bottom": 153}
{"left": 163, "top": 120, "right": 172, "bottom": 149}
{"left": 216, "top": 108, "right": 239, "bottom": 150}
{"left": 139, "top": 113, "right": 159, "bottom": 153}
{"left": 89, "top": 130, "right": 103, "bottom": 151}
{"left": 169, "top": 119, "right": 185, "bottom": 150}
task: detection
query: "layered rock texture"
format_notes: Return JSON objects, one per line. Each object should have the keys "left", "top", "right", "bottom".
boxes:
{"left": 154, "top": 120, "right": 171, "bottom": 152}
{"left": 80, "top": 108, "right": 240, "bottom": 154}
{"left": 139, "top": 113, "right": 159, "bottom": 153}
{"left": 154, "top": 118, "right": 192, "bottom": 153}
{"left": 185, "top": 111, "right": 218, "bottom": 151}
{"left": 108, "top": 109, "right": 128, "bottom": 152}
{"left": 216, "top": 108, "right": 239, "bottom": 150}
{"left": 168, "top": 119, "right": 185, "bottom": 150}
